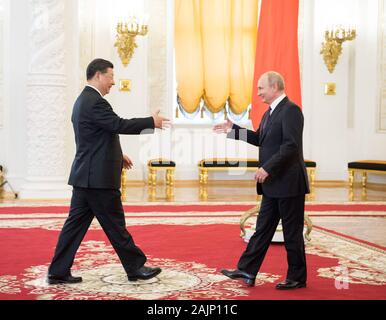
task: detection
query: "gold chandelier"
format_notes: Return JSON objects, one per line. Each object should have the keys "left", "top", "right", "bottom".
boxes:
{"left": 115, "top": 17, "right": 148, "bottom": 67}
{"left": 320, "top": 26, "right": 356, "bottom": 73}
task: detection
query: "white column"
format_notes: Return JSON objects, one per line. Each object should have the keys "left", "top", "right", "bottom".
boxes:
{"left": 19, "top": 0, "right": 72, "bottom": 199}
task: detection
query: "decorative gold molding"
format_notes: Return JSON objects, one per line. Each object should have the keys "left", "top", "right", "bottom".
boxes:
{"left": 119, "top": 79, "right": 131, "bottom": 92}
{"left": 320, "top": 27, "right": 356, "bottom": 73}
{"left": 324, "top": 82, "right": 336, "bottom": 95}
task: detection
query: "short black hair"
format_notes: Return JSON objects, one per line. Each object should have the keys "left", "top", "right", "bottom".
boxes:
{"left": 86, "top": 59, "right": 114, "bottom": 80}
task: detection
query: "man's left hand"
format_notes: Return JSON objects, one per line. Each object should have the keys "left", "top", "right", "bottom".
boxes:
{"left": 255, "top": 167, "right": 269, "bottom": 183}
{"left": 123, "top": 155, "right": 133, "bottom": 170}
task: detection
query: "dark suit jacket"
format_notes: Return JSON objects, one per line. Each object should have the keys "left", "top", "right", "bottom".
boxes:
{"left": 228, "top": 97, "right": 309, "bottom": 198}
{"left": 68, "top": 86, "right": 155, "bottom": 189}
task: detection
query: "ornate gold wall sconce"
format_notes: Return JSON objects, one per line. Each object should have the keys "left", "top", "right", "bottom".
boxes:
{"left": 115, "top": 17, "right": 148, "bottom": 67}
{"left": 320, "top": 26, "right": 356, "bottom": 73}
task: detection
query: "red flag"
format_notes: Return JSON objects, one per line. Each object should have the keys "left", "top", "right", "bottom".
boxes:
{"left": 250, "top": 0, "right": 302, "bottom": 130}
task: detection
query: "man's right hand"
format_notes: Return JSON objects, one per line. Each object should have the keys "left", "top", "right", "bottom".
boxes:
{"left": 213, "top": 119, "right": 233, "bottom": 134}
{"left": 152, "top": 110, "right": 171, "bottom": 129}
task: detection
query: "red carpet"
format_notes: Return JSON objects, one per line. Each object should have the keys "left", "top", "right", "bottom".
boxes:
{"left": 0, "top": 203, "right": 385, "bottom": 300}
{"left": 1, "top": 202, "right": 386, "bottom": 214}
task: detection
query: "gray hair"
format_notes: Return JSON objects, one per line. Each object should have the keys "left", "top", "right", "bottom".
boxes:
{"left": 262, "top": 71, "right": 285, "bottom": 91}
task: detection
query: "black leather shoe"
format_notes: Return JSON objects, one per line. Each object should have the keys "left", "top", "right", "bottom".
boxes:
{"left": 221, "top": 269, "right": 255, "bottom": 286}
{"left": 127, "top": 266, "right": 162, "bottom": 281}
{"left": 47, "top": 274, "right": 83, "bottom": 285}
{"left": 275, "top": 279, "right": 306, "bottom": 290}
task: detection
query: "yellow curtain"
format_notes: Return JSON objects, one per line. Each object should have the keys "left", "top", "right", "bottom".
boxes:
{"left": 174, "top": 0, "right": 204, "bottom": 113}
{"left": 175, "top": 0, "right": 258, "bottom": 115}
{"left": 229, "top": 0, "right": 259, "bottom": 114}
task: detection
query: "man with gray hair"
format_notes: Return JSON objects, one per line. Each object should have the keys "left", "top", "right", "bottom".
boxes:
{"left": 214, "top": 71, "right": 309, "bottom": 289}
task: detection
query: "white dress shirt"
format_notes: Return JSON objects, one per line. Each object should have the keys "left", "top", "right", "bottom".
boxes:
{"left": 269, "top": 93, "right": 286, "bottom": 115}
{"left": 86, "top": 84, "right": 104, "bottom": 98}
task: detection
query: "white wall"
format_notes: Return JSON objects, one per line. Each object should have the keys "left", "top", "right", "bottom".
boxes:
{"left": 0, "top": 0, "right": 29, "bottom": 191}
{"left": 302, "top": 0, "right": 386, "bottom": 182}
{"left": 0, "top": 0, "right": 79, "bottom": 197}
{"left": 0, "top": 0, "right": 7, "bottom": 168}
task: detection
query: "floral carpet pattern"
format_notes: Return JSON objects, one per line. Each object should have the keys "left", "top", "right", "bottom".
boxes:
{"left": 0, "top": 203, "right": 385, "bottom": 300}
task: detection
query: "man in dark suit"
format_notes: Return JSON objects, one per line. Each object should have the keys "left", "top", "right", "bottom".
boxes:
{"left": 47, "top": 59, "right": 169, "bottom": 284}
{"left": 214, "top": 71, "right": 309, "bottom": 290}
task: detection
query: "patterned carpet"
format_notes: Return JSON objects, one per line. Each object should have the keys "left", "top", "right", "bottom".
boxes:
{"left": 0, "top": 203, "right": 385, "bottom": 300}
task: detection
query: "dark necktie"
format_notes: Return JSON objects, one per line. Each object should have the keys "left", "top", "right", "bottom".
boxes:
{"left": 261, "top": 107, "right": 272, "bottom": 135}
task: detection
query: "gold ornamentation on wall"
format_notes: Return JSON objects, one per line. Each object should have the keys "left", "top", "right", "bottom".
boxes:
{"left": 324, "top": 82, "right": 336, "bottom": 96}
{"left": 119, "top": 79, "right": 131, "bottom": 92}
{"left": 115, "top": 19, "right": 148, "bottom": 67}
{"left": 320, "top": 27, "right": 356, "bottom": 73}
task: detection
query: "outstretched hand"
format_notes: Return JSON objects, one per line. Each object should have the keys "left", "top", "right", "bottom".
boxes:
{"left": 213, "top": 119, "right": 233, "bottom": 134}
{"left": 152, "top": 110, "right": 171, "bottom": 130}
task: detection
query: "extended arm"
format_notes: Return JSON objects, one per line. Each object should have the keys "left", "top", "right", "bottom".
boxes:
{"left": 213, "top": 120, "right": 260, "bottom": 147}
{"left": 227, "top": 124, "right": 260, "bottom": 147}
{"left": 92, "top": 100, "right": 155, "bottom": 135}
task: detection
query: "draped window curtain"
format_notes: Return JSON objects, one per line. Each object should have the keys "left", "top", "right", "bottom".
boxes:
{"left": 174, "top": 0, "right": 259, "bottom": 117}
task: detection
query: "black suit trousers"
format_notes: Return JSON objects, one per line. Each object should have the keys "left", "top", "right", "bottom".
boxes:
{"left": 48, "top": 187, "right": 146, "bottom": 276}
{"left": 237, "top": 194, "right": 307, "bottom": 283}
